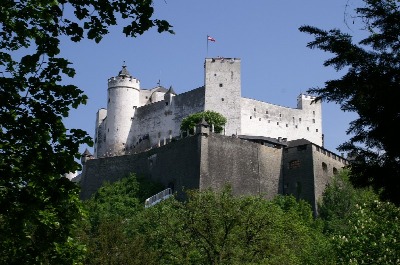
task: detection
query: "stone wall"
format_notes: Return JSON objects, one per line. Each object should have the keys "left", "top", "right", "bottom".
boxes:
{"left": 80, "top": 135, "right": 202, "bottom": 200}
{"left": 200, "top": 133, "right": 282, "bottom": 200}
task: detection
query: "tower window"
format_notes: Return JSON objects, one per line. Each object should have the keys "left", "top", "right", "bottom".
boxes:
{"left": 286, "top": 124, "right": 288, "bottom": 127}
{"left": 250, "top": 116, "right": 252, "bottom": 119}
{"left": 295, "top": 125, "right": 298, "bottom": 128}
{"left": 219, "top": 83, "right": 223, "bottom": 87}
{"left": 313, "top": 119, "right": 315, "bottom": 123}
{"left": 266, "top": 110, "right": 269, "bottom": 114}
{"left": 307, "top": 127, "right": 310, "bottom": 131}
{"left": 299, "top": 118, "right": 302, "bottom": 122}
{"left": 313, "top": 111, "right": 315, "bottom": 115}
{"left": 316, "top": 129, "right": 319, "bottom": 132}
{"left": 277, "top": 122, "right": 279, "bottom": 125}
{"left": 254, "top": 108, "right": 256, "bottom": 111}
{"left": 165, "top": 102, "right": 169, "bottom": 106}
{"left": 259, "top": 118, "right": 261, "bottom": 121}
{"left": 221, "top": 98, "right": 224, "bottom": 101}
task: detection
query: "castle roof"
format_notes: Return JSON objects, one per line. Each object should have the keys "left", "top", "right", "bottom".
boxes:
{"left": 166, "top": 86, "right": 176, "bottom": 95}
{"left": 118, "top": 65, "right": 131, "bottom": 78}
{"left": 82, "top": 148, "right": 93, "bottom": 157}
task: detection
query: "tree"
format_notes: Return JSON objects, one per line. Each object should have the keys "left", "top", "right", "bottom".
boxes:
{"left": 132, "top": 187, "right": 335, "bottom": 265}
{"left": 299, "top": 0, "right": 400, "bottom": 205}
{"left": 78, "top": 173, "right": 164, "bottom": 265}
{"left": 180, "top": 110, "right": 227, "bottom": 134}
{"left": 318, "top": 170, "right": 400, "bottom": 264}
{"left": 0, "top": 0, "right": 173, "bottom": 263}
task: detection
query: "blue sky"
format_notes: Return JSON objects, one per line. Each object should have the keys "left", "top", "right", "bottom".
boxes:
{"left": 62, "top": 0, "right": 365, "bottom": 156}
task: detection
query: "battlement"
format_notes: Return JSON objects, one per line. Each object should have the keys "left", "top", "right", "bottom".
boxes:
{"left": 108, "top": 76, "right": 140, "bottom": 89}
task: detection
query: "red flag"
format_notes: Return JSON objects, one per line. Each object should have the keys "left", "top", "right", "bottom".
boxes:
{"left": 207, "top": 35, "right": 216, "bottom": 42}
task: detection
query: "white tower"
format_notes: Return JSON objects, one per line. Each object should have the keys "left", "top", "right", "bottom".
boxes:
{"left": 105, "top": 64, "right": 140, "bottom": 155}
{"left": 204, "top": 58, "right": 242, "bottom": 136}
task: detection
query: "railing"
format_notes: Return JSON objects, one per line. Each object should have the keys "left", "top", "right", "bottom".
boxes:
{"left": 144, "top": 188, "right": 173, "bottom": 208}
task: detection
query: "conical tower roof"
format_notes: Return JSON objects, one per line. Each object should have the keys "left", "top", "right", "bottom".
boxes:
{"left": 118, "top": 64, "right": 131, "bottom": 78}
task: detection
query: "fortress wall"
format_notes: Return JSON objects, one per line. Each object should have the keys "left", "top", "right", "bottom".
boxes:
{"left": 281, "top": 143, "right": 347, "bottom": 214}
{"left": 129, "top": 87, "right": 205, "bottom": 149}
{"left": 282, "top": 144, "right": 317, "bottom": 212}
{"left": 79, "top": 135, "right": 202, "bottom": 200}
{"left": 311, "top": 145, "right": 348, "bottom": 211}
{"left": 241, "top": 97, "right": 322, "bottom": 145}
{"left": 199, "top": 134, "right": 282, "bottom": 199}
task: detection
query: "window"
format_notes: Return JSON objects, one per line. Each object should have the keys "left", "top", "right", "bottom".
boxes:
{"left": 316, "top": 129, "right": 319, "bottom": 132}
{"left": 295, "top": 125, "right": 298, "bottom": 128}
{"left": 165, "top": 102, "right": 169, "bottom": 106}
{"left": 299, "top": 118, "right": 302, "bottom": 122}
{"left": 259, "top": 118, "right": 261, "bottom": 121}
{"left": 312, "top": 119, "right": 315, "bottom": 123}
{"left": 286, "top": 124, "right": 288, "bottom": 127}
{"left": 289, "top": 160, "right": 301, "bottom": 169}
{"left": 266, "top": 110, "right": 269, "bottom": 114}
{"left": 333, "top": 167, "right": 338, "bottom": 175}
{"left": 254, "top": 108, "right": 256, "bottom": 111}
{"left": 307, "top": 127, "right": 309, "bottom": 131}
{"left": 250, "top": 116, "right": 252, "bottom": 119}
{"left": 279, "top": 113, "right": 282, "bottom": 117}
{"left": 277, "top": 122, "right": 279, "bottom": 125}
{"left": 221, "top": 98, "right": 224, "bottom": 101}
{"left": 322, "top": 162, "right": 328, "bottom": 173}
{"left": 313, "top": 111, "right": 315, "bottom": 115}
{"left": 219, "top": 83, "right": 223, "bottom": 87}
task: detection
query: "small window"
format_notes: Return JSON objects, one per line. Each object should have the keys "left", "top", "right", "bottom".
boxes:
{"left": 313, "top": 111, "right": 315, "bottom": 115}
{"left": 277, "top": 122, "right": 279, "bottom": 125}
{"left": 299, "top": 118, "right": 302, "bottom": 122}
{"left": 313, "top": 119, "right": 315, "bottom": 123}
{"left": 316, "top": 129, "right": 319, "bottom": 132}
{"left": 279, "top": 113, "right": 282, "bottom": 117}
{"left": 250, "top": 116, "right": 252, "bottom": 119}
{"left": 219, "top": 83, "right": 223, "bottom": 87}
{"left": 268, "top": 120, "right": 271, "bottom": 123}
{"left": 307, "top": 127, "right": 309, "bottom": 131}
{"left": 286, "top": 124, "right": 288, "bottom": 127}
{"left": 214, "top": 73, "right": 217, "bottom": 76}
{"left": 322, "top": 162, "right": 328, "bottom": 173}
{"left": 254, "top": 108, "right": 256, "bottom": 111}
{"left": 221, "top": 98, "right": 224, "bottom": 101}
{"left": 266, "top": 110, "right": 269, "bottom": 114}
{"left": 295, "top": 125, "right": 298, "bottom": 128}
{"left": 289, "top": 160, "right": 301, "bottom": 169}
{"left": 165, "top": 102, "right": 169, "bottom": 106}
{"left": 259, "top": 118, "right": 261, "bottom": 121}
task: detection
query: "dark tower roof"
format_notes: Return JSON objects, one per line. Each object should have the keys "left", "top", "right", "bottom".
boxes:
{"left": 118, "top": 64, "right": 131, "bottom": 78}
{"left": 82, "top": 148, "right": 93, "bottom": 157}
{"left": 166, "top": 86, "right": 176, "bottom": 95}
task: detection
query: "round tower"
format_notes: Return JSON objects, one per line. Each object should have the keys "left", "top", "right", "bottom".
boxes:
{"left": 106, "top": 64, "right": 140, "bottom": 155}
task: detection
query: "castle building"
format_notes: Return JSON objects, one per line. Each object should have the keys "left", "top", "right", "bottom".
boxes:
{"left": 94, "top": 58, "right": 323, "bottom": 158}
{"left": 81, "top": 57, "right": 347, "bottom": 215}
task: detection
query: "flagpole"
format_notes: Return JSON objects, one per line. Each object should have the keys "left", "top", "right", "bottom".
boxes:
{"left": 206, "top": 35, "right": 208, "bottom": 57}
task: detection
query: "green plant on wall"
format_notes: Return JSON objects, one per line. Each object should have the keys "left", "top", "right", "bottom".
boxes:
{"left": 180, "top": 111, "right": 227, "bottom": 134}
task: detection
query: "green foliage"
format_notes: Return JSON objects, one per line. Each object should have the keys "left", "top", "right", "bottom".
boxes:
{"left": 332, "top": 200, "right": 400, "bottom": 265}
{"left": 78, "top": 173, "right": 164, "bottom": 265}
{"left": 299, "top": 0, "right": 400, "bottom": 204}
{"left": 180, "top": 110, "right": 227, "bottom": 134}
{"left": 318, "top": 170, "right": 400, "bottom": 264}
{"left": 0, "top": 0, "right": 172, "bottom": 263}
{"left": 132, "top": 187, "right": 334, "bottom": 265}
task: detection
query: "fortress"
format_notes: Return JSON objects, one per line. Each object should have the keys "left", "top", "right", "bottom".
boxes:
{"left": 79, "top": 57, "right": 348, "bottom": 214}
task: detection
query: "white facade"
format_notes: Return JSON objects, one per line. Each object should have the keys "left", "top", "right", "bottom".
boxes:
{"left": 94, "top": 58, "right": 323, "bottom": 158}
